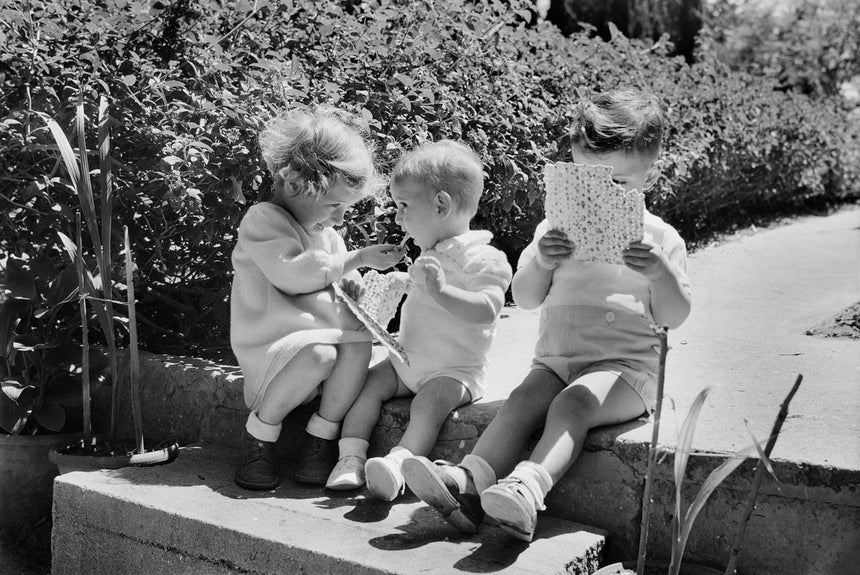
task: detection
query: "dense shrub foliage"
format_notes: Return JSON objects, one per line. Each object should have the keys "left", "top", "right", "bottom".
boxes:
{"left": 1, "top": 0, "right": 857, "bottom": 362}
{"left": 704, "top": 0, "right": 860, "bottom": 98}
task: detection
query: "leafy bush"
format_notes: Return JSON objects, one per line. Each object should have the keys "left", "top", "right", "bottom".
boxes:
{"left": 1, "top": 0, "right": 857, "bottom": 364}
{"left": 704, "top": 0, "right": 860, "bottom": 98}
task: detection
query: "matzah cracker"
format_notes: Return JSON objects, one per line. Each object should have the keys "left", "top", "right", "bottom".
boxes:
{"left": 332, "top": 276, "right": 409, "bottom": 365}
{"left": 357, "top": 270, "right": 408, "bottom": 329}
{"left": 543, "top": 162, "right": 645, "bottom": 264}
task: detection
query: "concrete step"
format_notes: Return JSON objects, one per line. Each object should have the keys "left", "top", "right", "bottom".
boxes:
{"left": 52, "top": 443, "right": 607, "bottom": 575}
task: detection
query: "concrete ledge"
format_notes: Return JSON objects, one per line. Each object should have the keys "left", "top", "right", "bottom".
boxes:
{"left": 52, "top": 443, "right": 605, "bottom": 575}
{"left": 87, "top": 350, "right": 860, "bottom": 575}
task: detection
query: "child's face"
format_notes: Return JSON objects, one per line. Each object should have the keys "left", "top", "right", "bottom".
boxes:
{"left": 571, "top": 147, "right": 660, "bottom": 192}
{"left": 281, "top": 180, "right": 358, "bottom": 235}
{"left": 390, "top": 178, "right": 443, "bottom": 250}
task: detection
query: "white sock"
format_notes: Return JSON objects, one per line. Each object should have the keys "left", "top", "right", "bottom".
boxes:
{"left": 461, "top": 453, "right": 497, "bottom": 494}
{"left": 508, "top": 461, "right": 553, "bottom": 509}
{"left": 245, "top": 411, "right": 281, "bottom": 443}
{"left": 385, "top": 445, "right": 413, "bottom": 466}
{"left": 306, "top": 412, "right": 340, "bottom": 440}
{"left": 339, "top": 437, "right": 369, "bottom": 459}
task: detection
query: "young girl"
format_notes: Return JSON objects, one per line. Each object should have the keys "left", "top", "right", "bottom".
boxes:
{"left": 323, "top": 140, "right": 512, "bottom": 501}
{"left": 402, "top": 89, "right": 692, "bottom": 540}
{"left": 231, "top": 106, "right": 404, "bottom": 490}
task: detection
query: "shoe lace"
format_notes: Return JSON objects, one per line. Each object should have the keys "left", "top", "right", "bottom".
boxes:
{"left": 248, "top": 438, "right": 274, "bottom": 464}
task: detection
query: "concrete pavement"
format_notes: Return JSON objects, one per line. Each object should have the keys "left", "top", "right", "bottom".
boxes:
{"left": 482, "top": 205, "right": 860, "bottom": 469}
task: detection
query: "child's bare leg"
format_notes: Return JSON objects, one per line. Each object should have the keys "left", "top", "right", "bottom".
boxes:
{"left": 481, "top": 371, "right": 646, "bottom": 541}
{"left": 256, "top": 344, "right": 337, "bottom": 426}
{"left": 327, "top": 358, "right": 402, "bottom": 490}
{"left": 470, "top": 369, "right": 566, "bottom": 487}
{"left": 398, "top": 377, "right": 471, "bottom": 456}
{"left": 340, "top": 358, "right": 402, "bottom": 442}
{"left": 236, "top": 344, "right": 337, "bottom": 490}
{"left": 530, "top": 371, "right": 646, "bottom": 482}
{"left": 318, "top": 341, "right": 373, "bottom": 424}
{"left": 401, "top": 369, "right": 562, "bottom": 532}
{"left": 365, "top": 376, "right": 470, "bottom": 501}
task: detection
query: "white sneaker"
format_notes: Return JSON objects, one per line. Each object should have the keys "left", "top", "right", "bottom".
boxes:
{"left": 325, "top": 455, "right": 366, "bottom": 490}
{"left": 480, "top": 475, "right": 546, "bottom": 542}
{"left": 365, "top": 456, "right": 404, "bottom": 501}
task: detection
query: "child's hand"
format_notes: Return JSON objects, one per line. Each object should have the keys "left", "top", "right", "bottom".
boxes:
{"left": 536, "top": 229, "right": 575, "bottom": 269}
{"left": 360, "top": 244, "right": 405, "bottom": 270}
{"left": 622, "top": 239, "right": 672, "bottom": 281}
{"left": 339, "top": 277, "right": 365, "bottom": 301}
{"left": 412, "top": 255, "right": 446, "bottom": 296}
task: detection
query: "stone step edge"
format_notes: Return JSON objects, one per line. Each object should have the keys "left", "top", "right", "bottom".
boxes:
{"left": 52, "top": 442, "right": 607, "bottom": 575}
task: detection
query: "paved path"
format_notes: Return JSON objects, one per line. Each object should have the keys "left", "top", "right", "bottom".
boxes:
{"left": 482, "top": 206, "right": 860, "bottom": 470}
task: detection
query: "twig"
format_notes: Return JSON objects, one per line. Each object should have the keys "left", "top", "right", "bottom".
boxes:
{"left": 637, "top": 326, "right": 669, "bottom": 575}
{"left": 723, "top": 374, "right": 803, "bottom": 575}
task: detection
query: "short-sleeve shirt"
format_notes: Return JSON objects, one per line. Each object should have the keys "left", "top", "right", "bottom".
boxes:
{"left": 391, "top": 230, "right": 513, "bottom": 401}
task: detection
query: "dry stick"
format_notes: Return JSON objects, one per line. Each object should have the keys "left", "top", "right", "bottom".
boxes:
{"left": 636, "top": 326, "right": 669, "bottom": 575}
{"left": 723, "top": 374, "right": 803, "bottom": 575}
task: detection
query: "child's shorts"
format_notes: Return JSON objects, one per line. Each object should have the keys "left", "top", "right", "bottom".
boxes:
{"left": 391, "top": 356, "right": 483, "bottom": 403}
{"left": 531, "top": 358, "right": 657, "bottom": 414}
{"left": 532, "top": 304, "right": 662, "bottom": 414}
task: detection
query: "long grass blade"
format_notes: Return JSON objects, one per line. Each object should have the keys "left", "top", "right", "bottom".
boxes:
{"left": 671, "top": 444, "right": 758, "bottom": 572}
{"left": 667, "top": 386, "right": 713, "bottom": 575}
{"left": 95, "top": 94, "right": 120, "bottom": 441}
{"left": 73, "top": 94, "right": 104, "bottom": 274}
{"left": 46, "top": 119, "right": 83, "bottom": 196}
{"left": 74, "top": 215, "right": 92, "bottom": 442}
{"left": 125, "top": 226, "right": 144, "bottom": 453}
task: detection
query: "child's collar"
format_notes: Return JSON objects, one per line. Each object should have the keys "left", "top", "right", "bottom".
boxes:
{"left": 431, "top": 230, "right": 493, "bottom": 252}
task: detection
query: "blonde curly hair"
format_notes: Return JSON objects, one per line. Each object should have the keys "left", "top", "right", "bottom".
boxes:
{"left": 259, "top": 105, "right": 384, "bottom": 201}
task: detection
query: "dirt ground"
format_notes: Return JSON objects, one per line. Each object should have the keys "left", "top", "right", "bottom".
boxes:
{"left": 806, "top": 301, "right": 860, "bottom": 339}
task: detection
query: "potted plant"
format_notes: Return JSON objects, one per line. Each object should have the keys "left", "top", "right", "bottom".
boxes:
{"left": 593, "top": 329, "right": 802, "bottom": 575}
{"left": 0, "top": 254, "right": 104, "bottom": 556}
{"left": 36, "top": 92, "right": 178, "bottom": 471}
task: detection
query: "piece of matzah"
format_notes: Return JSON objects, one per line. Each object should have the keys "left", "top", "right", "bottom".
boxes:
{"left": 332, "top": 272, "right": 409, "bottom": 365}
{"left": 543, "top": 162, "right": 645, "bottom": 264}
{"left": 357, "top": 270, "right": 408, "bottom": 328}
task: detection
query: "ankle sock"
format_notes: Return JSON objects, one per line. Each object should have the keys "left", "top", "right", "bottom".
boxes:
{"left": 507, "top": 461, "right": 553, "bottom": 508}
{"left": 385, "top": 445, "right": 413, "bottom": 466}
{"left": 306, "top": 412, "right": 340, "bottom": 440}
{"left": 461, "top": 453, "right": 497, "bottom": 494}
{"left": 246, "top": 411, "right": 282, "bottom": 443}
{"left": 338, "top": 437, "right": 369, "bottom": 459}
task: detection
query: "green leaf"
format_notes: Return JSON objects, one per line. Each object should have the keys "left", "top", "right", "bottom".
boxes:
{"left": 0, "top": 299, "right": 26, "bottom": 359}
{"left": 4, "top": 257, "right": 38, "bottom": 300}
{"left": 33, "top": 400, "right": 66, "bottom": 432}
{"left": 672, "top": 444, "right": 758, "bottom": 568}
{"left": 1, "top": 379, "right": 38, "bottom": 410}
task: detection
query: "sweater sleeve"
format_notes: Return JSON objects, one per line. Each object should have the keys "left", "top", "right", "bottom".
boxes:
{"left": 238, "top": 206, "right": 346, "bottom": 294}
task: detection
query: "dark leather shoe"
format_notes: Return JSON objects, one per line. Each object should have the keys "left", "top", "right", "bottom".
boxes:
{"left": 235, "top": 433, "right": 280, "bottom": 490}
{"left": 294, "top": 432, "right": 338, "bottom": 484}
{"left": 402, "top": 456, "right": 484, "bottom": 533}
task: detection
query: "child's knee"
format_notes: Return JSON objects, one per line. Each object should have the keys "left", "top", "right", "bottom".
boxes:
{"left": 552, "top": 385, "right": 600, "bottom": 419}
{"left": 305, "top": 343, "right": 338, "bottom": 370}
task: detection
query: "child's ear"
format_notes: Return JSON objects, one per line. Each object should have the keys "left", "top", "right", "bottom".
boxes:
{"left": 643, "top": 159, "right": 664, "bottom": 191}
{"left": 434, "top": 191, "right": 453, "bottom": 217}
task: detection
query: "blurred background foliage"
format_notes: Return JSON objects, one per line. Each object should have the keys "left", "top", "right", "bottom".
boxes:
{"left": 1, "top": 0, "right": 857, "bottom": 364}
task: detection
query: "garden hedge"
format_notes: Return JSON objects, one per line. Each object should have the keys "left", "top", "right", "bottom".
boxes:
{"left": 1, "top": 0, "right": 857, "bottom": 362}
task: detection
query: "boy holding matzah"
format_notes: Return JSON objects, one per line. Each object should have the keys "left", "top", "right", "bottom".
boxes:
{"left": 402, "top": 90, "right": 692, "bottom": 542}
{"left": 325, "top": 140, "right": 513, "bottom": 501}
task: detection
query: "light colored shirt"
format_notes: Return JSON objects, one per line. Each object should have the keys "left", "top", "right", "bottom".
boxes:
{"left": 518, "top": 211, "right": 690, "bottom": 321}
{"left": 392, "top": 230, "right": 513, "bottom": 400}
